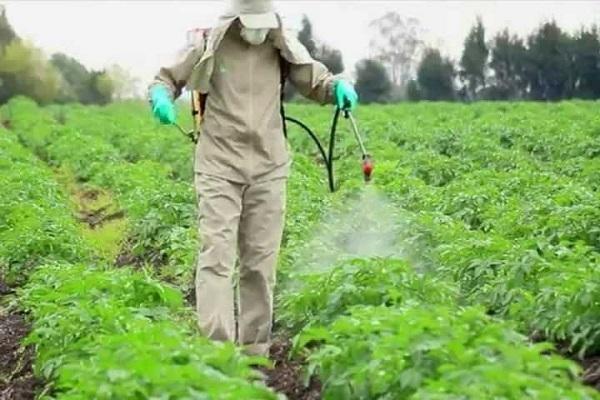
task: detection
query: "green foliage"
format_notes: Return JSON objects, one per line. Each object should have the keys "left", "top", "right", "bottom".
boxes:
{"left": 0, "top": 5, "right": 16, "bottom": 51}
{"left": 0, "top": 7, "right": 126, "bottom": 105}
{"left": 460, "top": 17, "right": 489, "bottom": 99}
{"left": 298, "top": 305, "right": 595, "bottom": 399}
{"left": 530, "top": 245, "right": 600, "bottom": 358}
{"left": 276, "top": 102, "right": 600, "bottom": 398}
{"left": 526, "top": 21, "right": 574, "bottom": 101}
{"left": 47, "top": 130, "right": 122, "bottom": 180}
{"left": 297, "top": 15, "right": 345, "bottom": 75}
{"left": 355, "top": 59, "right": 393, "bottom": 104}
{"left": 0, "top": 131, "right": 89, "bottom": 284}
{"left": 49, "top": 53, "right": 117, "bottom": 105}
{"left": 4, "top": 98, "right": 600, "bottom": 398}
{"left": 20, "top": 263, "right": 277, "bottom": 399}
{"left": 487, "top": 29, "right": 528, "bottom": 100}
{"left": 0, "top": 40, "right": 62, "bottom": 104}
{"left": 278, "top": 259, "right": 455, "bottom": 331}
{"left": 94, "top": 161, "right": 197, "bottom": 275}
{"left": 1, "top": 108, "right": 277, "bottom": 399}
{"left": 416, "top": 49, "right": 456, "bottom": 101}
{"left": 6, "top": 99, "right": 198, "bottom": 282}
{"left": 50, "top": 53, "right": 92, "bottom": 103}
{"left": 573, "top": 26, "right": 600, "bottom": 98}
{"left": 3, "top": 96, "right": 60, "bottom": 158}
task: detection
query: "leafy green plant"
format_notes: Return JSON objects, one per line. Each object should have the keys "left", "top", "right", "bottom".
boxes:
{"left": 298, "top": 305, "right": 596, "bottom": 399}
{"left": 20, "top": 263, "right": 278, "bottom": 399}
{"left": 4, "top": 98, "right": 600, "bottom": 397}
{"left": 278, "top": 258, "right": 455, "bottom": 332}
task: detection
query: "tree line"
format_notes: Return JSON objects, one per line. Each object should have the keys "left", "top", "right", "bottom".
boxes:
{"left": 2, "top": 4, "right": 598, "bottom": 105}
{"left": 0, "top": 6, "right": 137, "bottom": 105}
{"left": 426, "top": 18, "right": 600, "bottom": 102}
{"left": 296, "top": 13, "right": 600, "bottom": 103}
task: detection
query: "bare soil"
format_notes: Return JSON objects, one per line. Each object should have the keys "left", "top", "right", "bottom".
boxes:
{"left": 114, "top": 240, "right": 167, "bottom": 269}
{"left": 532, "top": 332, "right": 600, "bottom": 392}
{"left": 75, "top": 203, "right": 125, "bottom": 230}
{"left": 582, "top": 355, "right": 600, "bottom": 390}
{"left": 263, "top": 338, "right": 321, "bottom": 400}
{"left": 0, "top": 284, "right": 40, "bottom": 400}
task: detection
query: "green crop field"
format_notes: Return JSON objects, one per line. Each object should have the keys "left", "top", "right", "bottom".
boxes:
{"left": 1, "top": 96, "right": 599, "bottom": 399}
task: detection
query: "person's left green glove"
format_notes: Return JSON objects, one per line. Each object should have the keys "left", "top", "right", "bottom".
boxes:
{"left": 150, "top": 85, "right": 176, "bottom": 124}
{"left": 334, "top": 79, "right": 359, "bottom": 111}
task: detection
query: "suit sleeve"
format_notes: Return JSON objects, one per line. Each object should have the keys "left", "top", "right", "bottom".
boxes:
{"left": 274, "top": 28, "right": 344, "bottom": 105}
{"left": 148, "top": 40, "right": 205, "bottom": 101}
{"left": 288, "top": 60, "right": 341, "bottom": 105}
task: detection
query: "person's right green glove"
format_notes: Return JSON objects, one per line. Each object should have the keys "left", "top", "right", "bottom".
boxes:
{"left": 150, "top": 85, "right": 176, "bottom": 124}
{"left": 334, "top": 79, "right": 358, "bottom": 111}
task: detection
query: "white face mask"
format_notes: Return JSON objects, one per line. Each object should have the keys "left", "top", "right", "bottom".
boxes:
{"left": 240, "top": 27, "right": 270, "bottom": 45}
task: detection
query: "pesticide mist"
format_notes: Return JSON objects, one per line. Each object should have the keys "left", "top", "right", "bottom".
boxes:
{"left": 289, "top": 185, "right": 427, "bottom": 280}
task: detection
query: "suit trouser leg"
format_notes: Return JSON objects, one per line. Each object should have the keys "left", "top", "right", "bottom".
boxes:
{"left": 237, "top": 178, "right": 287, "bottom": 356}
{"left": 194, "top": 173, "right": 243, "bottom": 342}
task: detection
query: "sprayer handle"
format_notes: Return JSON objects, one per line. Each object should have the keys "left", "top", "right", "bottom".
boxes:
{"left": 342, "top": 99, "right": 353, "bottom": 118}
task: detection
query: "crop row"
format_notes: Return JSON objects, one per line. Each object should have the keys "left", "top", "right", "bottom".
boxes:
{"left": 4, "top": 97, "right": 198, "bottom": 284}
{"left": 3, "top": 98, "right": 598, "bottom": 398}
{"left": 274, "top": 102, "right": 600, "bottom": 398}
{"left": 0, "top": 100, "right": 277, "bottom": 399}
{"left": 358, "top": 103, "right": 600, "bottom": 358}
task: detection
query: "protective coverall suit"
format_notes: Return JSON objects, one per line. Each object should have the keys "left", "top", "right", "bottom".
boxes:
{"left": 148, "top": 0, "right": 357, "bottom": 356}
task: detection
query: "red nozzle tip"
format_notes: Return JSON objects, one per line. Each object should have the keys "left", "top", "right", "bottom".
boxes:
{"left": 362, "top": 156, "right": 374, "bottom": 182}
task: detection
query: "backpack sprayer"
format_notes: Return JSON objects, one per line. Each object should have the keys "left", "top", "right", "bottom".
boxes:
{"left": 173, "top": 28, "right": 373, "bottom": 192}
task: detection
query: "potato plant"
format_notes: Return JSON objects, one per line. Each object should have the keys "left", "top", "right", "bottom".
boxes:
{"left": 0, "top": 116, "right": 277, "bottom": 399}
{"left": 2, "top": 97, "right": 599, "bottom": 398}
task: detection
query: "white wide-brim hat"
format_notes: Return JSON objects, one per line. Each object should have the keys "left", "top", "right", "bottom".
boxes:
{"left": 227, "top": 0, "right": 279, "bottom": 29}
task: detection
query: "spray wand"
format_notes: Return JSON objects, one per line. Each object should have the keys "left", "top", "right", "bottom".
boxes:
{"left": 344, "top": 109, "right": 373, "bottom": 183}
{"left": 283, "top": 105, "right": 374, "bottom": 191}
{"left": 173, "top": 122, "right": 198, "bottom": 144}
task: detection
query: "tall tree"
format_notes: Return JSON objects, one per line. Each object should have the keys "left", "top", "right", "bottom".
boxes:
{"left": 315, "top": 45, "right": 344, "bottom": 74}
{"left": 416, "top": 48, "right": 456, "bottom": 101}
{"left": 406, "top": 79, "right": 421, "bottom": 101}
{"left": 286, "top": 15, "right": 345, "bottom": 100}
{"left": 488, "top": 29, "right": 528, "bottom": 100}
{"left": 0, "top": 5, "right": 16, "bottom": 51}
{"left": 0, "top": 40, "right": 61, "bottom": 104}
{"left": 368, "top": 12, "right": 424, "bottom": 86}
{"left": 51, "top": 53, "right": 92, "bottom": 103}
{"left": 88, "top": 70, "right": 114, "bottom": 105}
{"left": 297, "top": 15, "right": 344, "bottom": 74}
{"left": 572, "top": 26, "right": 600, "bottom": 98}
{"left": 526, "top": 21, "right": 574, "bottom": 100}
{"left": 355, "top": 59, "right": 393, "bottom": 103}
{"left": 297, "top": 15, "right": 317, "bottom": 57}
{"left": 460, "top": 17, "right": 488, "bottom": 99}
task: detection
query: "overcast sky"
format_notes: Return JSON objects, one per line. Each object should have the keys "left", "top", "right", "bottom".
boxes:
{"left": 3, "top": 1, "right": 600, "bottom": 90}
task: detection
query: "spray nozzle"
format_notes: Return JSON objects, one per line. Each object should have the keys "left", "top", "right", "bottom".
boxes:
{"left": 362, "top": 154, "right": 374, "bottom": 182}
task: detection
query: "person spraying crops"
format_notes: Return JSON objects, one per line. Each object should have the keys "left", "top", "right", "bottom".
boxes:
{"left": 147, "top": 0, "right": 358, "bottom": 356}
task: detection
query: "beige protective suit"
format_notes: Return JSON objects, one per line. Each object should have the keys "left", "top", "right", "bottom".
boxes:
{"left": 150, "top": 1, "right": 339, "bottom": 355}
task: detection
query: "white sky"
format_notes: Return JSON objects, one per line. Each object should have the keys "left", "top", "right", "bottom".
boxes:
{"left": 3, "top": 0, "right": 600, "bottom": 89}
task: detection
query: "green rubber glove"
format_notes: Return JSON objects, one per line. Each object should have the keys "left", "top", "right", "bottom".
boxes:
{"left": 334, "top": 80, "right": 358, "bottom": 111}
{"left": 150, "top": 85, "right": 176, "bottom": 124}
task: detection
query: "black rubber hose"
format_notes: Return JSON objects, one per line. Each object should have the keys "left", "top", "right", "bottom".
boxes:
{"left": 284, "top": 117, "right": 330, "bottom": 172}
{"left": 281, "top": 106, "right": 341, "bottom": 193}
{"left": 327, "top": 108, "right": 341, "bottom": 192}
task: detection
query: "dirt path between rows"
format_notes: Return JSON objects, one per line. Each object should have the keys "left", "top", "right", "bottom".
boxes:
{"left": 263, "top": 338, "right": 322, "bottom": 400}
{"left": 185, "top": 288, "right": 321, "bottom": 399}
{"left": 583, "top": 356, "right": 600, "bottom": 390}
{"left": 0, "top": 281, "right": 40, "bottom": 400}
